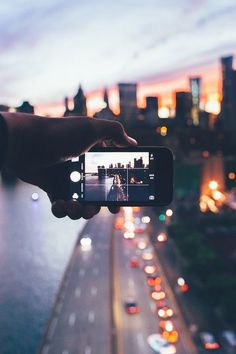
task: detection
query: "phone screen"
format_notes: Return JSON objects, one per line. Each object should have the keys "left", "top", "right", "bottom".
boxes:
{"left": 69, "top": 147, "right": 173, "bottom": 206}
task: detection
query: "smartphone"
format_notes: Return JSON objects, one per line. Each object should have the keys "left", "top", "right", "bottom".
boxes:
{"left": 69, "top": 146, "right": 173, "bottom": 206}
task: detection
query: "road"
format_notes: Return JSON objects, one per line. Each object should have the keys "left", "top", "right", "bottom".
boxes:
{"left": 40, "top": 208, "right": 114, "bottom": 354}
{"left": 40, "top": 208, "right": 199, "bottom": 354}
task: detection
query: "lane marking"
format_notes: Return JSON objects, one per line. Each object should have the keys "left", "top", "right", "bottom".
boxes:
{"left": 42, "top": 345, "right": 50, "bottom": 354}
{"left": 88, "top": 311, "right": 95, "bottom": 323}
{"left": 150, "top": 301, "right": 156, "bottom": 314}
{"left": 79, "top": 269, "right": 85, "bottom": 277}
{"left": 91, "top": 286, "right": 97, "bottom": 296}
{"left": 48, "top": 317, "right": 58, "bottom": 339}
{"left": 74, "top": 287, "right": 81, "bottom": 298}
{"left": 136, "top": 333, "right": 145, "bottom": 348}
{"left": 92, "top": 267, "right": 99, "bottom": 275}
{"left": 128, "top": 278, "right": 135, "bottom": 288}
{"left": 85, "top": 346, "right": 91, "bottom": 354}
{"left": 68, "top": 313, "right": 76, "bottom": 327}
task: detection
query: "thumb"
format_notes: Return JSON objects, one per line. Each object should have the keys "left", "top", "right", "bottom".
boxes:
{"left": 95, "top": 120, "right": 137, "bottom": 147}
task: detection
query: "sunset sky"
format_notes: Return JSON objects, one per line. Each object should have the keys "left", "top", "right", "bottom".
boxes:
{"left": 0, "top": 0, "right": 236, "bottom": 116}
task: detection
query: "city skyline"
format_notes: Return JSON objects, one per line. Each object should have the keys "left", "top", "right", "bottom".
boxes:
{"left": 0, "top": 1, "right": 236, "bottom": 116}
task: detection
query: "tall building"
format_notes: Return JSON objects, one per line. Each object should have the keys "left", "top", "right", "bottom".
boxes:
{"left": 144, "top": 96, "right": 159, "bottom": 127}
{"left": 221, "top": 55, "right": 236, "bottom": 132}
{"left": 118, "top": 83, "right": 138, "bottom": 123}
{"left": 64, "top": 85, "right": 87, "bottom": 117}
{"left": 16, "top": 101, "right": 34, "bottom": 114}
{"left": 189, "top": 77, "right": 201, "bottom": 125}
{"left": 175, "top": 91, "right": 192, "bottom": 127}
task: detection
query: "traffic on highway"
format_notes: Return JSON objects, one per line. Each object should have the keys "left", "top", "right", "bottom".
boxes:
{"left": 40, "top": 207, "right": 234, "bottom": 354}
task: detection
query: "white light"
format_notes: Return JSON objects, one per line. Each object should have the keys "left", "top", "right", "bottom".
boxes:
{"left": 72, "top": 157, "right": 79, "bottom": 162}
{"left": 80, "top": 236, "right": 92, "bottom": 251}
{"left": 72, "top": 193, "right": 79, "bottom": 199}
{"left": 177, "top": 277, "right": 185, "bottom": 286}
{"left": 159, "top": 106, "right": 170, "bottom": 118}
{"left": 142, "top": 216, "right": 150, "bottom": 224}
{"left": 31, "top": 192, "right": 39, "bottom": 201}
{"left": 166, "top": 209, "right": 173, "bottom": 217}
{"left": 70, "top": 171, "right": 81, "bottom": 182}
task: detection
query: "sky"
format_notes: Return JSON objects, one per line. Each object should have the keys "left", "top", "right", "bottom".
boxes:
{"left": 85, "top": 152, "right": 149, "bottom": 172}
{"left": 0, "top": 0, "right": 236, "bottom": 116}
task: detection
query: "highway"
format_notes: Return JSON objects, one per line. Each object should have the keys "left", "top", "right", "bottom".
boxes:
{"left": 40, "top": 207, "right": 199, "bottom": 354}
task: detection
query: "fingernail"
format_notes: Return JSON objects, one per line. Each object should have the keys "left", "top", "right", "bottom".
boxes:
{"left": 127, "top": 136, "right": 138, "bottom": 145}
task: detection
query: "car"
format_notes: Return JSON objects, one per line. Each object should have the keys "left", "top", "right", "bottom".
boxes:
{"left": 144, "top": 264, "right": 157, "bottom": 275}
{"left": 129, "top": 257, "right": 140, "bottom": 268}
{"left": 124, "top": 301, "right": 140, "bottom": 314}
{"left": 123, "top": 231, "right": 135, "bottom": 239}
{"left": 156, "top": 300, "right": 167, "bottom": 309}
{"left": 220, "top": 330, "right": 236, "bottom": 352}
{"left": 157, "top": 233, "right": 168, "bottom": 243}
{"left": 199, "top": 332, "right": 220, "bottom": 350}
{"left": 147, "top": 274, "right": 162, "bottom": 287}
{"left": 151, "top": 290, "right": 166, "bottom": 301}
{"left": 162, "top": 330, "right": 179, "bottom": 344}
{"left": 157, "top": 307, "right": 174, "bottom": 319}
{"left": 142, "top": 251, "right": 154, "bottom": 261}
{"left": 159, "top": 320, "right": 175, "bottom": 333}
{"left": 147, "top": 334, "right": 176, "bottom": 354}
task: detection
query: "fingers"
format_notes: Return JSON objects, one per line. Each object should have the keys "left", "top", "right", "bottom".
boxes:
{"left": 96, "top": 120, "right": 137, "bottom": 147}
{"left": 51, "top": 199, "right": 101, "bottom": 220}
{"left": 108, "top": 206, "right": 120, "bottom": 214}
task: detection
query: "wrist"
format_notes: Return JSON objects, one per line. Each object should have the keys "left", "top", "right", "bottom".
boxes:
{"left": 0, "top": 113, "right": 9, "bottom": 170}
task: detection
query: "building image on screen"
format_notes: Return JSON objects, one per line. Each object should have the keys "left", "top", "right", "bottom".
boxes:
{"left": 84, "top": 152, "right": 150, "bottom": 202}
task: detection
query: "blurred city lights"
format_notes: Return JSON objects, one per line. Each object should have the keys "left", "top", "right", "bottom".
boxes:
{"left": 141, "top": 216, "right": 151, "bottom": 224}
{"left": 31, "top": 192, "right": 39, "bottom": 201}
{"left": 80, "top": 236, "right": 92, "bottom": 251}
{"left": 159, "top": 107, "right": 170, "bottom": 118}
{"left": 228, "top": 172, "right": 236, "bottom": 180}
{"left": 159, "top": 214, "right": 166, "bottom": 222}
{"left": 72, "top": 193, "right": 79, "bottom": 200}
{"left": 166, "top": 209, "right": 173, "bottom": 217}
{"left": 151, "top": 290, "right": 166, "bottom": 301}
{"left": 123, "top": 231, "right": 135, "bottom": 239}
{"left": 160, "top": 126, "right": 168, "bottom": 136}
{"left": 157, "top": 233, "right": 167, "bottom": 242}
{"left": 212, "top": 190, "right": 222, "bottom": 201}
{"left": 209, "top": 180, "right": 218, "bottom": 190}
{"left": 177, "top": 277, "right": 185, "bottom": 286}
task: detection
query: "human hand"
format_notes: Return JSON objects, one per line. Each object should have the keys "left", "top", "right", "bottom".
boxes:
{"left": 2, "top": 113, "right": 137, "bottom": 219}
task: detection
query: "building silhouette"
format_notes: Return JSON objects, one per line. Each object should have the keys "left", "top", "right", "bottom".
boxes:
{"left": 175, "top": 91, "right": 192, "bottom": 127}
{"left": 118, "top": 83, "right": 138, "bottom": 123}
{"left": 16, "top": 101, "right": 34, "bottom": 114}
{"left": 143, "top": 96, "right": 159, "bottom": 127}
{"left": 64, "top": 85, "right": 87, "bottom": 116}
{"left": 220, "top": 56, "right": 236, "bottom": 132}
{"left": 189, "top": 77, "right": 201, "bottom": 125}
{"left": 94, "top": 89, "right": 117, "bottom": 120}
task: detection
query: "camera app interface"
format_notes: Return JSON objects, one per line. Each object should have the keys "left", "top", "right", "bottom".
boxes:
{"left": 70, "top": 151, "right": 156, "bottom": 202}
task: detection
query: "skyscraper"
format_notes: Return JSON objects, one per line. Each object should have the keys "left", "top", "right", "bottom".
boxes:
{"left": 221, "top": 56, "right": 236, "bottom": 132}
{"left": 64, "top": 85, "right": 87, "bottom": 117}
{"left": 16, "top": 101, "right": 34, "bottom": 114}
{"left": 118, "top": 83, "right": 138, "bottom": 123}
{"left": 144, "top": 96, "right": 159, "bottom": 127}
{"left": 175, "top": 91, "right": 192, "bottom": 127}
{"left": 189, "top": 77, "right": 201, "bottom": 125}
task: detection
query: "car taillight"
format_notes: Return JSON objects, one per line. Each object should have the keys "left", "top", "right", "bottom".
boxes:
{"left": 205, "top": 342, "right": 220, "bottom": 350}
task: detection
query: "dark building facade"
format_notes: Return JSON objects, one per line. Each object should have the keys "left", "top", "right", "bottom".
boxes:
{"left": 118, "top": 83, "right": 138, "bottom": 123}
{"left": 16, "top": 101, "right": 34, "bottom": 114}
{"left": 175, "top": 91, "right": 192, "bottom": 127}
{"left": 220, "top": 56, "right": 236, "bottom": 132}
{"left": 64, "top": 85, "right": 87, "bottom": 117}
{"left": 94, "top": 89, "right": 117, "bottom": 121}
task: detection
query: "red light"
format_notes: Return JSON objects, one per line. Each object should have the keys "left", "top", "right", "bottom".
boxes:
{"left": 181, "top": 284, "right": 189, "bottom": 292}
{"left": 205, "top": 342, "right": 220, "bottom": 350}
